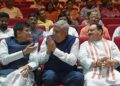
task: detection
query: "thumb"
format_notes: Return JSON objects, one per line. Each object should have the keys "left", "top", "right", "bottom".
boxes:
{"left": 28, "top": 43, "right": 34, "bottom": 47}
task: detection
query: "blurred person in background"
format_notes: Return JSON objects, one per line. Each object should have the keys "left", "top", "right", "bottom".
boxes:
{"left": 45, "top": 2, "right": 59, "bottom": 22}
{"left": 28, "top": 13, "right": 44, "bottom": 43}
{"left": 51, "top": 0, "right": 63, "bottom": 11}
{"left": 80, "top": 11, "right": 110, "bottom": 40}
{"left": 0, "top": 0, "right": 23, "bottom": 18}
{"left": 30, "top": 0, "right": 45, "bottom": 10}
{"left": 80, "top": 0, "right": 101, "bottom": 18}
{"left": 0, "top": 12, "right": 13, "bottom": 39}
{"left": 49, "top": 12, "right": 78, "bottom": 37}
{"left": 37, "top": 9, "right": 53, "bottom": 32}
{"left": 64, "top": 0, "right": 80, "bottom": 21}
{"left": 0, "top": 0, "right": 6, "bottom": 9}
{"left": 101, "top": 1, "right": 120, "bottom": 18}
{"left": 62, "top": 9, "right": 79, "bottom": 30}
{"left": 81, "top": 11, "right": 103, "bottom": 26}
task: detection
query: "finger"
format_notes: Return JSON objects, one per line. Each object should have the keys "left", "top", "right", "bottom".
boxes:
{"left": 28, "top": 43, "right": 34, "bottom": 47}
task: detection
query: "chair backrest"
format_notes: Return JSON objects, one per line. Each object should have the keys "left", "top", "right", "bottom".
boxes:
{"left": 78, "top": 18, "right": 86, "bottom": 25}
{"left": 77, "top": 25, "right": 85, "bottom": 35}
{"left": 114, "top": 36, "right": 120, "bottom": 50}
{"left": 20, "top": 8, "right": 39, "bottom": 18}
{"left": 106, "top": 24, "right": 120, "bottom": 38}
{"left": 8, "top": 18, "right": 28, "bottom": 27}
{"left": 78, "top": 36, "right": 88, "bottom": 46}
{"left": 102, "top": 18, "right": 120, "bottom": 25}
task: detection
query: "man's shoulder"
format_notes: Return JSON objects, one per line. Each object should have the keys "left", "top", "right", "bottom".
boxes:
{"left": 46, "top": 19, "right": 53, "bottom": 23}
{"left": 6, "top": 28, "right": 13, "bottom": 32}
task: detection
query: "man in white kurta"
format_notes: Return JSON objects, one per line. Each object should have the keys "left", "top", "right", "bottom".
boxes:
{"left": 0, "top": 12, "right": 14, "bottom": 40}
{"left": 78, "top": 24, "right": 120, "bottom": 86}
{"left": 36, "top": 20, "right": 84, "bottom": 86}
{"left": 0, "top": 22, "right": 38, "bottom": 86}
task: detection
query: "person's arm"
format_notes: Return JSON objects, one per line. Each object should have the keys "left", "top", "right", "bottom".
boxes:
{"left": 27, "top": 43, "right": 39, "bottom": 70}
{"left": 0, "top": 39, "right": 36, "bottom": 65}
{"left": 78, "top": 41, "right": 93, "bottom": 70}
{"left": 36, "top": 38, "right": 50, "bottom": 64}
{"left": 53, "top": 38, "right": 79, "bottom": 66}
{"left": 0, "top": 39, "right": 24, "bottom": 65}
{"left": 112, "top": 27, "right": 120, "bottom": 41}
{"left": 16, "top": 7, "right": 23, "bottom": 18}
{"left": 20, "top": 43, "right": 39, "bottom": 75}
{"left": 110, "top": 41, "right": 120, "bottom": 66}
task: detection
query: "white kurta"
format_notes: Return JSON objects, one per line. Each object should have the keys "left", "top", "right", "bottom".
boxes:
{"left": 36, "top": 37, "right": 79, "bottom": 66}
{"left": 79, "top": 39, "right": 120, "bottom": 86}
{"left": 0, "top": 39, "right": 38, "bottom": 86}
{"left": 0, "top": 28, "right": 14, "bottom": 39}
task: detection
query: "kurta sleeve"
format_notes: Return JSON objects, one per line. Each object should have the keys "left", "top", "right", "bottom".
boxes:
{"left": 36, "top": 38, "right": 50, "bottom": 64}
{"left": 110, "top": 41, "right": 120, "bottom": 65}
{"left": 53, "top": 38, "right": 79, "bottom": 66}
{"left": 78, "top": 41, "right": 93, "bottom": 70}
{"left": 0, "top": 39, "right": 24, "bottom": 65}
{"left": 27, "top": 43, "right": 39, "bottom": 70}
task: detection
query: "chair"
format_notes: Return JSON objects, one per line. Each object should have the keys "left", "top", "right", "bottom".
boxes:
{"left": 8, "top": 18, "right": 28, "bottom": 27}
{"left": 114, "top": 36, "right": 120, "bottom": 50}
{"left": 102, "top": 18, "right": 120, "bottom": 25}
{"left": 106, "top": 24, "right": 120, "bottom": 38}
{"left": 78, "top": 18, "right": 86, "bottom": 25}
{"left": 20, "top": 8, "right": 39, "bottom": 18}
{"left": 77, "top": 25, "right": 85, "bottom": 35}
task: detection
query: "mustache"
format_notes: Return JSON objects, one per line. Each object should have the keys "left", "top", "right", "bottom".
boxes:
{"left": 88, "top": 33, "right": 93, "bottom": 36}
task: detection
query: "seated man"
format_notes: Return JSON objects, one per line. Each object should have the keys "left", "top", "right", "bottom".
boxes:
{"left": 37, "top": 20, "right": 84, "bottom": 86}
{"left": 80, "top": 11, "right": 110, "bottom": 40}
{"left": 27, "top": 13, "right": 44, "bottom": 43}
{"left": 0, "top": 12, "right": 14, "bottom": 39}
{"left": 0, "top": 22, "right": 37, "bottom": 86}
{"left": 81, "top": 11, "right": 104, "bottom": 26}
{"left": 0, "top": 0, "right": 23, "bottom": 18}
{"left": 79, "top": 24, "right": 120, "bottom": 86}
{"left": 37, "top": 9, "right": 54, "bottom": 32}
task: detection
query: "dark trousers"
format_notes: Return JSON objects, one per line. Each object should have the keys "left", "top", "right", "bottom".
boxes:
{"left": 33, "top": 68, "right": 42, "bottom": 86}
{"left": 116, "top": 66, "right": 120, "bottom": 72}
{"left": 42, "top": 70, "right": 84, "bottom": 86}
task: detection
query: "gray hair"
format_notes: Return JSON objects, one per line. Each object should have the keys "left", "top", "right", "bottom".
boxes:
{"left": 54, "top": 20, "right": 69, "bottom": 30}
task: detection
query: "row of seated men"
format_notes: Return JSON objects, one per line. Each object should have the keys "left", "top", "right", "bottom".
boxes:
{"left": 0, "top": 0, "right": 120, "bottom": 21}
{"left": 6, "top": 8, "right": 120, "bottom": 41}
{"left": 0, "top": 10, "right": 120, "bottom": 86}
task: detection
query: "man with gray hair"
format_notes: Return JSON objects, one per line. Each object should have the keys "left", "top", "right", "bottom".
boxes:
{"left": 36, "top": 20, "right": 84, "bottom": 86}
